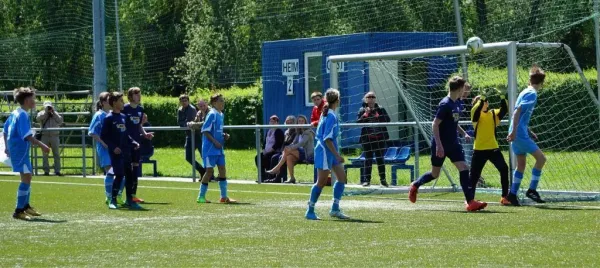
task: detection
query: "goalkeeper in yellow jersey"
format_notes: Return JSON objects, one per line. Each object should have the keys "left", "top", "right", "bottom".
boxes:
{"left": 470, "top": 88, "right": 510, "bottom": 205}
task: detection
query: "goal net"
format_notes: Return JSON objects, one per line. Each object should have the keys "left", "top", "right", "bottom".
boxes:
{"left": 331, "top": 42, "right": 600, "bottom": 202}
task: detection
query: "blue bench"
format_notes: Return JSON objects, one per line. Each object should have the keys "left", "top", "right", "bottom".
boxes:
{"left": 343, "top": 146, "right": 414, "bottom": 186}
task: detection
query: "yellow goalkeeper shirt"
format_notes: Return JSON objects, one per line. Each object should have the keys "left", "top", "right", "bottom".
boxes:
{"left": 471, "top": 98, "right": 508, "bottom": 150}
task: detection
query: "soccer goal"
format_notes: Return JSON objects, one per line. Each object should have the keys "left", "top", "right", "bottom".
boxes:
{"left": 330, "top": 41, "right": 600, "bottom": 202}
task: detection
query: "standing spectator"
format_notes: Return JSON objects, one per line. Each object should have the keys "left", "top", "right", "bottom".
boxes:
{"left": 36, "top": 101, "right": 63, "bottom": 176}
{"left": 177, "top": 94, "right": 205, "bottom": 177}
{"left": 310, "top": 92, "right": 326, "bottom": 127}
{"left": 255, "top": 115, "right": 284, "bottom": 181}
{"left": 357, "top": 92, "right": 390, "bottom": 187}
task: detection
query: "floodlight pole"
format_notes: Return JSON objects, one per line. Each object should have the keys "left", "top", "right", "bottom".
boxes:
{"left": 92, "top": 0, "right": 107, "bottom": 102}
{"left": 453, "top": 0, "right": 469, "bottom": 80}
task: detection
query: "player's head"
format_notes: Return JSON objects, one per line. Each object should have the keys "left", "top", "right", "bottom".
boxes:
{"left": 472, "top": 95, "right": 489, "bottom": 111}
{"left": 462, "top": 82, "right": 472, "bottom": 99}
{"left": 109, "top": 91, "right": 124, "bottom": 110}
{"left": 448, "top": 76, "right": 467, "bottom": 94}
{"left": 197, "top": 99, "right": 208, "bottom": 112}
{"left": 127, "top": 87, "right": 141, "bottom": 104}
{"left": 311, "top": 91, "right": 323, "bottom": 107}
{"left": 210, "top": 93, "right": 224, "bottom": 111}
{"left": 321, "top": 88, "right": 340, "bottom": 117}
{"left": 529, "top": 65, "right": 546, "bottom": 87}
{"left": 363, "top": 92, "right": 376, "bottom": 106}
{"left": 96, "top": 91, "right": 111, "bottom": 111}
{"left": 179, "top": 94, "right": 190, "bottom": 108}
{"left": 14, "top": 87, "right": 36, "bottom": 109}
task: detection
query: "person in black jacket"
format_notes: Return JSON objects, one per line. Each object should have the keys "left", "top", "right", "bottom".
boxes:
{"left": 357, "top": 92, "right": 390, "bottom": 187}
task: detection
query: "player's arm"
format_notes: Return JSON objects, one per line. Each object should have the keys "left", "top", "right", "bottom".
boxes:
{"left": 471, "top": 97, "right": 484, "bottom": 123}
{"left": 498, "top": 95, "right": 508, "bottom": 119}
{"left": 323, "top": 116, "right": 343, "bottom": 162}
{"left": 432, "top": 118, "right": 445, "bottom": 157}
{"left": 139, "top": 110, "right": 153, "bottom": 139}
{"left": 3, "top": 117, "right": 10, "bottom": 156}
{"left": 128, "top": 134, "right": 139, "bottom": 149}
{"left": 507, "top": 106, "right": 521, "bottom": 141}
{"left": 18, "top": 114, "right": 49, "bottom": 153}
{"left": 100, "top": 117, "right": 117, "bottom": 152}
{"left": 202, "top": 131, "right": 221, "bottom": 149}
{"left": 200, "top": 113, "right": 221, "bottom": 148}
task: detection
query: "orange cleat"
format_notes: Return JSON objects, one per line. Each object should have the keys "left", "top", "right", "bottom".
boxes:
{"left": 466, "top": 200, "right": 488, "bottom": 211}
{"left": 219, "top": 197, "right": 237, "bottom": 204}
{"left": 500, "top": 197, "right": 511, "bottom": 206}
{"left": 132, "top": 196, "right": 145, "bottom": 203}
{"left": 408, "top": 184, "right": 419, "bottom": 203}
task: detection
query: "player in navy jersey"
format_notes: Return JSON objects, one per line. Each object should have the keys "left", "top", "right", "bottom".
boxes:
{"left": 5, "top": 87, "right": 50, "bottom": 220}
{"left": 506, "top": 66, "right": 547, "bottom": 205}
{"left": 408, "top": 76, "right": 488, "bottom": 211}
{"left": 122, "top": 87, "right": 154, "bottom": 203}
{"left": 101, "top": 92, "right": 141, "bottom": 210}
{"left": 305, "top": 88, "right": 350, "bottom": 220}
{"left": 196, "top": 93, "right": 237, "bottom": 204}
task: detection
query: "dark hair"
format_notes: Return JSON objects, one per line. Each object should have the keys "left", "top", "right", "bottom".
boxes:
{"left": 529, "top": 65, "right": 546, "bottom": 85}
{"left": 210, "top": 93, "right": 223, "bottom": 105}
{"left": 127, "top": 87, "right": 141, "bottom": 101}
{"left": 179, "top": 94, "right": 189, "bottom": 101}
{"left": 96, "top": 92, "right": 111, "bottom": 111}
{"left": 448, "top": 76, "right": 466, "bottom": 92}
{"left": 321, "top": 88, "right": 340, "bottom": 117}
{"left": 14, "top": 87, "right": 35, "bottom": 105}
{"left": 108, "top": 92, "right": 123, "bottom": 107}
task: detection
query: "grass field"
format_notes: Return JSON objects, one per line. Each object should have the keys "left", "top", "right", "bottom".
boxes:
{"left": 0, "top": 175, "right": 599, "bottom": 266}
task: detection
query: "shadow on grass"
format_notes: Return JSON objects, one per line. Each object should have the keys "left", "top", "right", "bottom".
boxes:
{"left": 428, "top": 209, "right": 513, "bottom": 214}
{"left": 330, "top": 218, "right": 384, "bottom": 223}
{"left": 29, "top": 218, "right": 68, "bottom": 223}
{"left": 141, "top": 202, "right": 171, "bottom": 205}
{"left": 532, "top": 205, "right": 600, "bottom": 211}
{"left": 218, "top": 202, "right": 253, "bottom": 206}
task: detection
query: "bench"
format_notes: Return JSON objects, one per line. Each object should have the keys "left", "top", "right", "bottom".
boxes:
{"left": 139, "top": 140, "right": 158, "bottom": 177}
{"left": 343, "top": 146, "right": 414, "bottom": 186}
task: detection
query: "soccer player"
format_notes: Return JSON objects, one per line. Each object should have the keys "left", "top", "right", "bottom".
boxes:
{"left": 470, "top": 89, "right": 510, "bottom": 205}
{"left": 408, "top": 76, "right": 487, "bottom": 211}
{"left": 101, "top": 92, "right": 141, "bottom": 210}
{"left": 506, "top": 66, "right": 547, "bottom": 205}
{"left": 123, "top": 87, "right": 154, "bottom": 203}
{"left": 305, "top": 88, "right": 349, "bottom": 220}
{"left": 5, "top": 87, "right": 50, "bottom": 220}
{"left": 196, "top": 93, "right": 237, "bottom": 204}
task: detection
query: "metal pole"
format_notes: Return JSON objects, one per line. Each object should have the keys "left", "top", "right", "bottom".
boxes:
{"left": 255, "top": 127, "right": 262, "bottom": 183}
{"left": 413, "top": 125, "right": 419, "bottom": 181}
{"left": 594, "top": 0, "right": 600, "bottom": 127}
{"left": 507, "top": 42, "right": 518, "bottom": 177}
{"left": 92, "top": 0, "right": 107, "bottom": 102}
{"left": 81, "top": 129, "right": 87, "bottom": 178}
{"left": 114, "top": 0, "right": 123, "bottom": 92}
{"left": 329, "top": 59, "right": 339, "bottom": 185}
{"left": 191, "top": 128, "right": 196, "bottom": 182}
{"left": 453, "top": 0, "right": 469, "bottom": 80}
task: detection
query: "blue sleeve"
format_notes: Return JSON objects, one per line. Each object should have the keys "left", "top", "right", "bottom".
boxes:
{"left": 17, "top": 112, "right": 33, "bottom": 141}
{"left": 435, "top": 102, "right": 450, "bottom": 121}
{"left": 88, "top": 114, "right": 100, "bottom": 136}
{"left": 323, "top": 114, "right": 336, "bottom": 141}
{"left": 517, "top": 92, "right": 537, "bottom": 110}
{"left": 3, "top": 114, "right": 11, "bottom": 134}
{"left": 201, "top": 113, "right": 215, "bottom": 133}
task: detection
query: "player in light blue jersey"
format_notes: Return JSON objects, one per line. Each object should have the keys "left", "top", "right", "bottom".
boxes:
{"left": 506, "top": 65, "right": 547, "bottom": 205}
{"left": 196, "top": 93, "right": 237, "bottom": 204}
{"left": 5, "top": 87, "right": 50, "bottom": 220}
{"left": 305, "top": 88, "right": 350, "bottom": 220}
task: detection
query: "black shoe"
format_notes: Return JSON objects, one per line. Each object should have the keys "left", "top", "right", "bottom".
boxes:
{"left": 526, "top": 189, "right": 546, "bottom": 203}
{"left": 55, "top": 172, "right": 64, "bottom": 176}
{"left": 380, "top": 179, "right": 389, "bottom": 187}
{"left": 506, "top": 193, "right": 521, "bottom": 206}
{"left": 361, "top": 182, "right": 370, "bottom": 187}
{"left": 43, "top": 172, "right": 49, "bottom": 176}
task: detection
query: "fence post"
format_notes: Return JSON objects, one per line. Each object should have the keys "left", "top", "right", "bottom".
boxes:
{"left": 255, "top": 126, "right": 262, "bottom": 184}
{"left": 33, "top": 140, "right": 38, "bottom": 175}
{"left": 81, "top": 129, "right": 86, "bottom": 178}
{"left": 191, "top": 128, "right": 196, "bottom": 182}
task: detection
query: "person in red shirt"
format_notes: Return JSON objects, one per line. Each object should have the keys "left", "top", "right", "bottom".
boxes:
{"left": 310, "top": 92, "right": 326, "bottom": 127}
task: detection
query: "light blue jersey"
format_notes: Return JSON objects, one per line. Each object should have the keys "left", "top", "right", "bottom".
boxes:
{"left": 6, "top": 108, "right": 33, "bottom": 173}
{"left": 89, "top": 110, "right": 111, "bottom": 168}
{"left": 509, "top": 87, "right": 537, "bottom": 140}
{"left": 201, "top": 108, "right": 225, "bottom": 157}
{"left": 314, "top": 110, "right": 339, "bottom": 170}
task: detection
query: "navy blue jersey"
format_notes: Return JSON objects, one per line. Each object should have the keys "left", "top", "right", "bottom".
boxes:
{"left": 434, "top": 96, "right": 461, "bottom": 145}
{"left": 123, "top": 104, "right": 144, "bottom": 142}
{"left": 100, "top": 112, "right": 134, "bottom": 154}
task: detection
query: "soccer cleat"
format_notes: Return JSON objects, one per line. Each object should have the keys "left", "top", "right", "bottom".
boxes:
{"left": 108, "top": 200, "right": 118, "bottom": 209}
{"left": 526, "top": 189, "right": 546, "bottom": 203}
{"left": 125, "top": 201, "right": 143, "bottom": 210}
{"left": 196, "top": 197, "right": 211, "bottom": 204}
{"left": 219, "top": 197, "right": 237, "bottom": 204}
{"left": 132, "top": 196, "right": 145, "bottom": 203}
{"left": 13, "top": 211, "right": 31, "bottom": 221}
{"left": 24, "top": 206, "right": 42, "bottom": 217}
{"left": 305, "top": 211, "right": 321, "bottom": 220}
{"left": 408, "top": 184, "right": 419, "bottom": 203}
{"left": 116, "top": 195, "right": 126, "bottom": 205}
{"left": 329, "top": 210, "right": 350, "bottom": 219}
{"left": 466, "top": 200, "right": 487, "bottom": 211}
{"left": 380, "top": 179, "right": 389, "bottom": 187}
{"left": 361, "top": 182, "right": 370, "bottom": 187}
{"left": 506, "top": 193, "right": 521, "bottom": 206}
{"left": 500, "top": 197, "right": 511, "bottom": 206}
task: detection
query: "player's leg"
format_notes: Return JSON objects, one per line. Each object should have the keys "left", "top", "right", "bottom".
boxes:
{"left": 14, "top": 164, "right": 34, "bottom": 220}
{"left": 109, "top": 157, "right": 124, "bottom": 209}
{"left": 103, "top": 166, "right": 114, "bottom": 204}
{"left": 507, "top": 152, "right": 527, "bottom": 206}
{"left": 197, "top": 156, "right": 215, "bottom": 203}
{"left": 409, "top": 142, "right": 444, "bottom": 203}
{"left": 489, "top": 150, "right": 510, "bottom": 204}
{"left": 216, "top": 156, "right": 236, "bottom": 203}
{"left": 130, "top": 148, "right": 144, "bottom": 203}
{"left": 306, "top": 149, "right": 331, "bottom": 220}
{"left": 450, "top": 142, "right": 486, "bottom": 211}
{"left": 525, "top": 148, "right": 546, "bottom": 203}
{"left": 329, "top": 164, "right": 350, "bottom": 219}
{"left": 468, "top": 150, "right": 488, "bottom": 199}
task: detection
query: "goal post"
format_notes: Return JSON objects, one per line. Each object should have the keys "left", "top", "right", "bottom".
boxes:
{"left": 329, "top": 41, "right": 600, "bottom": 201}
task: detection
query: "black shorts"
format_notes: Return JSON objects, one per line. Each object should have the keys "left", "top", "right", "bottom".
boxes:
{"left": 431, "top": 140, "right": 465, "bottom": 167}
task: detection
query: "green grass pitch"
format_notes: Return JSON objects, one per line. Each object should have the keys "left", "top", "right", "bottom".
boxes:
{"left": 1, "top": 175, "right": 599, "bottom": 266}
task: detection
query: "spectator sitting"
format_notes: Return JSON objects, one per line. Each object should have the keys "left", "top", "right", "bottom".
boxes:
{"left": 310, "top": 92, "right": 326, "bottom": 127}
{"left": 357, "top": 92, "right": 390, "bottom": 187}
{"left": 266, "top": 115, "right": 314, "bottom": 184}
{"left": 283, "top": 115, "right": 298, "bottom": 147}
{"left": 36, "top": 101, "right": 64, "bottom": 176}
{"left": 255, "top": 115, "right": 284, "bottom": 181}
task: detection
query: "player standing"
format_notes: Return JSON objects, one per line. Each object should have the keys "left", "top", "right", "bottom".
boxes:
{"left": 506, "top": 66, "right": 547, "bottom": 205}
{"left": 5, "top": 87, "right": 50, "bottom": 220}
{"left": 408, "top": 76, "right": 487, "bottom": 211}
